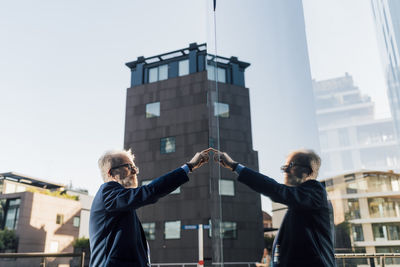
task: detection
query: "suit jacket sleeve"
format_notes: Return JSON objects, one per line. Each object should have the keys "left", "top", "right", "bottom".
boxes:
{"left": 102, "top": 167, "right": 189, "bottom": 212}
{"left": 237, "top": 167, "right": 327, "bottom": 210}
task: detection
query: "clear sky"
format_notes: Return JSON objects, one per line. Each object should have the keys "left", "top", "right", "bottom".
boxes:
{"left": 0, "top": 0, "right": 390, "bottom": 212}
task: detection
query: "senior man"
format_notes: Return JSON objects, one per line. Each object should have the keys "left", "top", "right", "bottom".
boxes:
{"left": 212, "top": 148, "right": 336, "bottom": 267}
{"left": 89, "top": 148, "right": 211, "bottom": 267}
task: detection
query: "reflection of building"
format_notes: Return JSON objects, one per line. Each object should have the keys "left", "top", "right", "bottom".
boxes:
{"left": 0, "top": 172, "right": 93, "bottom": 267}
{"left": 371, "top": 0, "right": 400, "bottom": 140}
{"left": 322, "top": 170, "right": 400, "bottom": 261}
{"left": 124, "top": 43, "right": 263, "bottom": 263}
{"left": 313, "top": 73, "right": 400, "bottom": 178}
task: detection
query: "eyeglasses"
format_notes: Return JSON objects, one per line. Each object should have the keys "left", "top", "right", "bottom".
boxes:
{"left": 280, "top": 162, "right": 312, "bottom": 173}
{"left": 109, "top": 163, "right": 137, "bottom": 174}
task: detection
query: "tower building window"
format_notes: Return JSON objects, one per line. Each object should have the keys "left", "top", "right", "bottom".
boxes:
{"left": 214, "top": 102, "right": 229, "bottom": 118}
{"left": 149, "top": 64, "right": 168, "bottom": 83}
{"left": 207, "top": 64, "right": 227, "bottom": 83}
{"left": 164, "top": 220, "right": 181, "bottom": 239}
{"left": 146, "top": 102, "right": 160, "bottom": 118}
{"left": 219, "top": 179, "right": 235, "bottom": 196}
{"left": 179, "top": 59, "right": 189, "bottom": 76}
{"left": 143, "top": 222, "right": 156, "bottom": 240}
{"left": 160, "top": 137, "right": 176, "bottom": 154}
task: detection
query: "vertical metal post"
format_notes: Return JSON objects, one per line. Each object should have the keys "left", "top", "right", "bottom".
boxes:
{"left": 381, "top": 256, "right": 385, "bottom": 267}
{"left": 41, "top": 257, "right": 46, "bottom": 267}
{"left": 342, "top": 257, "right": 345, "bottom": 267}
{"left": 80, "top": 251, "right": 85, "bottom": 267}
{"left": 198, "top": 224, "right": 204, "bottom": 267}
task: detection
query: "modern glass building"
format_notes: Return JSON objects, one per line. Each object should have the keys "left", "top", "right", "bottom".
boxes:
{"left": 371, "top": 0, "right": 400, "bottom": 140}
{"left": 322, "top": 170, "right": 400, "bottom": 264}
{"left": 313, "top": 73, "right": 400, "bottom": 178}
{"left": 124, "top": 43, "right": 263, "bottom": 263}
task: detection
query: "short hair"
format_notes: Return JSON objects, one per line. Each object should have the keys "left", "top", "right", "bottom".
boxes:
{"left": 98, "top": 149, "right": 135, "bottom": 182}
{"left": 289, "top": 149, "right": 321, "bottom": 178}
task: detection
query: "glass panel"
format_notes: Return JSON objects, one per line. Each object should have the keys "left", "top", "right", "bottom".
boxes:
{"left": 146, "top": 102, "right": 160, "bottom": 118}
{"left": 164, "top": 220, "right": 181, "bottom": 239}
{"left": 160, "top": 137, "right": 176, "bottom": 154}
{"left": 148, "top": 67, "right": 158, "bottom": 83}
{"left": 217, "top": 67, "right": 226, "bottom": 83}
{"left": 219, "top": 179, "right": 234, "bottom": 196}
{"left": 158, "top": 64, "right": 168, "bottom": 81}
{"left": 178, "top": 59, "right": 189, "bottom": 76}
{"left": 142, "top": 222, "right": 156, "bottom": 240}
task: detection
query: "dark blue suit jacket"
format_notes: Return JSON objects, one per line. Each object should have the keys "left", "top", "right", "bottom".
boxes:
{"left": 238, "top": 167, "right": 336, "bottom": 267}
{"left": 89, "top": 168, "right": 189, "bottom": 267}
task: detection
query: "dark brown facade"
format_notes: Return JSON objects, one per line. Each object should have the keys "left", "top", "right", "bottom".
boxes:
{"left": 124, "top": 44, "right": 263, "bottom": 263}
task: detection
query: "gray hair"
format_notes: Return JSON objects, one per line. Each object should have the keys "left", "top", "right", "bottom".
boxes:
{"left": 98, "top": 149, "right": 135, "bottom": 182}
{"left": 289, "top": 149, "right": 321, "bottom": 179}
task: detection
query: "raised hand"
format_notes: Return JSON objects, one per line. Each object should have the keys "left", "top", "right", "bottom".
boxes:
{"left": 186, "top": 148, "right": 212, "bottom": 172}
{"left": 211, "top": 148, "right": 238, "bottom": 171}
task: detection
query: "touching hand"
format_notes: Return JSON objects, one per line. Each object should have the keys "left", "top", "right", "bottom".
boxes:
{"left": 211, "top": 149, "right": 238, "bottom": 171}
{"left": 186, "top": 148, "right": 212, "bottom": 172}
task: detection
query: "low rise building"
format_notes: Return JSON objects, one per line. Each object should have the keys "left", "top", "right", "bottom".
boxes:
{"left": 0, "top": 172, "right": 93, "bottom": 267}
{"left": 322, "top": 170, "right": 400, "bottom": 262}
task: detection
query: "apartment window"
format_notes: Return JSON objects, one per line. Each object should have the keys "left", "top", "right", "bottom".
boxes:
{"left": 352, "top": 225, "right": 364, "bottom": 241}
{"left": 219, "top": 179, "right": 234, "bottom": 196}
{"left": 3, "top": 198, "right": 20, "bottom": 230}
{"left": 376, "top": 247, "right": 400, "bottom": 265}
{"left": 160, "top": 137, "right": 176, "bottom": 154}
{"left": 178, "top": 59, "right": 189, "bottom": 76}
{"left": 164, "top": 220, "right": 181, "bottom": 239}
{"left": 146, "top": 102, "right": 160, "bottom": 118}
{"left": 56, "top": 214, "right": 64, "bottom": 225}
{"left": 221, "top": 221, "right": 237, "bottom": 239}
{"left": 373, "top": 223, "right": 400, "bottom": 241}
{"left": 142, "top": 180, "right": 180, "bottom": 194}
{"left": 369, "top": 197, "right": 400, "bottom": 218}
{"left": 142, "top": 222, "right": 156, "bottom": 240}
{"left": 347, "top": 199, "right": 361, "bottom": 219}
{"left": 214, "top": 102, "right": 229, "bottom": 118}
{"left": 149, "top": 64, "right": 168, "bottom": 83}
{"left": 73, "top": 216, "right": 80, "bottom": 228}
